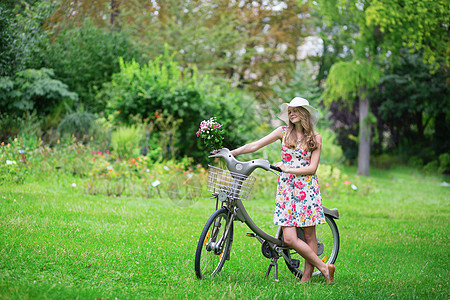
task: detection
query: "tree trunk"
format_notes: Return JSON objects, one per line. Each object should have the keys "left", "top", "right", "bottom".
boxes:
{"left": 110, "top": 0, "right": 120, "bottom": 28}
{"left": 357, "top": 94, "right": 371, "bottom": 176}
{"left": 416, "top": 111, "right": 424, "bottom": 142}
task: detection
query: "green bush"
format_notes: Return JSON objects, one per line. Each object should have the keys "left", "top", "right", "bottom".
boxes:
{"left": 319, "top": 129, "right": 344, "bottom": 165}
{"left": 110, "top": 125, "right": 142, "bottom": 160}
{"left": 57, "top": 110, "right": 97, "bottom": 142}
{"left": 46, "top": 20, "right": 140, "bottom": 112}
{"left": 423, "top": 160, "right": 439, "bottom": 174}
{"left": 0, "top": 114, "right": 21, "bottom": 142}
{"left": 371, "top": 153, "right": 399, "bottom": 170}
{"left": 0, "top": 111, "right": 43, "bottom": 144}
{"left": 90, "top": 117, "right": 113, "bottom": 152}
{"left": 0, "top": 68, "right": 78, "bottom": 116}
{"left": 408, "top": 156, "right": 424, "bottom": 169}
{"left": 438, "top": 153, "right": 450, "bottom": 175}
{"left": 0, "top": 141, "right": 28, "bottom": 184}
{"left": 100, "top": 46, "right": 259, "bottom": 164}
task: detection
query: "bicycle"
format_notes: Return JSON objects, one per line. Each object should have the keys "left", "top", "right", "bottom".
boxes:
{"left": 194, "top": 148, "right": 340, "bottom": 281}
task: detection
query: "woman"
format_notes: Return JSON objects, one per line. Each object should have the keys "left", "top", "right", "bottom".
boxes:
{"left": 230, "top": 97, "right": 335, "bottom": 284}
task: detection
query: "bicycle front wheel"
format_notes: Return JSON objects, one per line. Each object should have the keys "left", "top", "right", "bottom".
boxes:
{"left": 194, "top": 207, "right": 234, "bottom": 279}
{"left": 283, "top": 214, "right": 340, "bottom": 278}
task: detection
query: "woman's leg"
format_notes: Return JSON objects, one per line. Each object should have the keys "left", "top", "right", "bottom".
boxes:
{"left": 301, "top": 226, "right": 318, "bottom": 283}
{"left": 283, "top": 226, "right": 334, "bottom": 284}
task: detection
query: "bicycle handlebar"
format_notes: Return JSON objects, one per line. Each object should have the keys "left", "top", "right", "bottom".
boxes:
{"left": 209, "top": 148, "right": 279, "bottom": 176}
{"left": 269, "top": 165, "right": 282, "bottom": 172}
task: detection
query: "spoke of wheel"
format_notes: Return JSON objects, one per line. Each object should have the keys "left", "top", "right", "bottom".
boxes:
{"left": 202, "top": 251, "right": 216, "bottom": 274}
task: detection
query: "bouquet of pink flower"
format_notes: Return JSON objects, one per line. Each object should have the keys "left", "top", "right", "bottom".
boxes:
{"left": 196, "top": 117, "right": 224, "bottom": 151}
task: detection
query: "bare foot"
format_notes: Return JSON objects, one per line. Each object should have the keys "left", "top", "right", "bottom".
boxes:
{"left": 326, "top": 264, "right": 335, "bottom": 285}
{"left": 300, "top": 276, "right": 311, "bottom": 284}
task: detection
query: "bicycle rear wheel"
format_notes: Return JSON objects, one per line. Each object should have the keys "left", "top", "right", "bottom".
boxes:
{"left": 283, "top": 214, "right": 340, "bottom": 278}
{"left": 194, "top": 207, "right": 234, "bottom": 279}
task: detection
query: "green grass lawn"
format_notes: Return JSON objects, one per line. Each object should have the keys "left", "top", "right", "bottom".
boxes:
{"left": 0, "top": 166, "right": 448, "bottom": 299}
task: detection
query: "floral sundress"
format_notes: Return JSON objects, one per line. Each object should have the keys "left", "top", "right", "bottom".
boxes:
{"left": 273, "top": 127, "right": 326, "bottom": 227}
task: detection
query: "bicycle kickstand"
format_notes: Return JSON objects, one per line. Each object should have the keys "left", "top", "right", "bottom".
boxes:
{"left": 265, "top": 258, "right": 279, "bottom": 281}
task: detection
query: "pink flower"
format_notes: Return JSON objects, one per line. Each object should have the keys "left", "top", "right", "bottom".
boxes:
{"left": 284, "top": 153, "right": 292, "bottom": 162}
{"left": 344, "top": 180, "right": 351, "bottom": 185}
{"left": 296, "top": 191, "right": 306, "bottom": 201}
{"left": 294, "top": 180, "right": 305, "bottom": 189}
{"left": 325, "top": 183, "right": 330, "bottom": 187}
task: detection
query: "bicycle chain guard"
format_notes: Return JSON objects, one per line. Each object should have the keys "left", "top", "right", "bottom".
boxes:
{"left": 317, "top": 241, "right": 324, "bottom": 256}
{"left": 261, "top": 241, "right": 276, "bottom": 259}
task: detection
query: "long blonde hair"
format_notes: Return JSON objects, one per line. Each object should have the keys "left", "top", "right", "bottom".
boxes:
{"left": 284, "top": 106, "right": 318, "bottom": 152}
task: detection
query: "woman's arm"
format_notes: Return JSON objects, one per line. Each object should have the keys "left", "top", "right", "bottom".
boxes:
{"left": 231, "top": 127, "right": 283, "bottom": 156}
{"left": 275, "top": 133, "right": 322, "bottom": 175}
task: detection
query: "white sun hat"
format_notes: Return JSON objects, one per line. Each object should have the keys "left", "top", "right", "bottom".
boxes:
{"left": 277, "top": 97, "right": 319, "bottom": 125}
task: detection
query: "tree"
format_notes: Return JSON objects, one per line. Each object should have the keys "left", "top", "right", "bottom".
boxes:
{"left": 323, "top": 61, "right": 381, "bottom": 176}
{"left": 0, "top": 5, "right": 20, "bottom": 76}
{"left": 365, "top": 0, "right": 449, "bottom": 69}
{"left": 46, "top": 0, "right": 314, "bottom": 103}
{"left": 122, "top": 0, "right": 316, "bottom": 102}
{"left": 315, "top": 0, "right": 449, "bottom": 175}
{"left": 313, "top": 0, "right": 381, "bottom": 176}
{"left": 0, "top": 68, "right": 78, "bottom": 116}
{"left": 307, "top": 0, "right": 359, "bottom": 85}
{"left": 44, "top": 20, "right": 139, "bottom": 112}
{"left": 45, "top": 0, "right": 120, "bottom": 32}
{"left": 273, "top": 62, "right": 322, "bottom": 105}
{"left": 0, "top": 1, "right": 52, "bottom": 76}
{"left": 372, "top": 50, "right": 449, "bottom": 160}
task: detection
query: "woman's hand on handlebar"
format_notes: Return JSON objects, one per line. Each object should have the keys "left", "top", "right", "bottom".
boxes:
{"left": 210, "top": 148, "right": 234, "bottom": 156}
{"left": 211, "top": 148, "right": 238, "bottom": 156}
{"left": 274, "top": 162, "right": 289, "bottom": 173}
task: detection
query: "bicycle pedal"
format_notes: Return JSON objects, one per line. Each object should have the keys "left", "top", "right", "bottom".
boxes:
{"left": 291, "top": 259, "right": 300, "bottom": 268}
{"left": 246, "top": 232, "right": 256, "bottom": 237}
